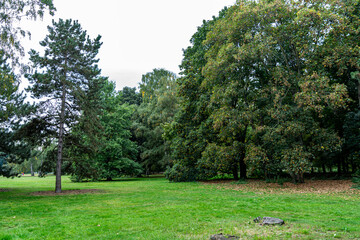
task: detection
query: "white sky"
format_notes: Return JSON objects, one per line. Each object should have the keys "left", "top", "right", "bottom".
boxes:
{"left": 20, "top": 0, "right": 236, "bottom": 90}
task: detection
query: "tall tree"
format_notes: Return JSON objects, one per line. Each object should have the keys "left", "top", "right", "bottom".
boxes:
{"left": 133, "top": 69, "right": 178, "bottom": 175}
{"left": 167, "top": 0, "right": 357, "bottom": 182}
{"left": 165, "top": 8, "right": 229, "bottom": 182}
{"left": 70, "top": 80, "right": 142, "bottom": 181}
{"left": 26, "top": 19, "right": 103, "bottom": 192}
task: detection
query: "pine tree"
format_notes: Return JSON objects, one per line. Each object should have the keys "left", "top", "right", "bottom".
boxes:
{"left": 26, "top": 19, "right": 103, "bottom": 193}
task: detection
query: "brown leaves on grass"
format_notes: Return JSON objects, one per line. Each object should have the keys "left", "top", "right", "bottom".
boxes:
{"left": 202, "top": 179, "right": 359, "bottom": 194}
{"left": 30, "top": 189, "right": 103, "bottom": 196}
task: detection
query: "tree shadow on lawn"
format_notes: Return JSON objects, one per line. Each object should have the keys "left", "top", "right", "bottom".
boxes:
{"left": 29, "top": 189, "right": 104, "bottom": 196}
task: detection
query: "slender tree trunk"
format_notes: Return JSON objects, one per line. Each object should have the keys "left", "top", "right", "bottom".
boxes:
{"left": 322, "top": 164, "right": 326, "bottom": 174}
{"left": 239, "top": 157, "right": 247, "bottom": 180}
{"left": 30, "top": 163, "right": 34, "bottom": 176}
{"left": 357, "top": 79, "right": 360, "bottom": 108}
{"left": 232, "top": 164, "right": 239, "bottom": 180}
{"left": 239, "top": 125, "right": 248, "bottom": 180}
{"left": 55, "top": 83, "right": 66, "bottom": 193}
{"left": 337, "top": 156, "right": 342, "bottom": 176}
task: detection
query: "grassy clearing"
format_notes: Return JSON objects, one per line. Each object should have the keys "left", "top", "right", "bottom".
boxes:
{"left": 0, "top": 176, "right": 359, "bottom": 239}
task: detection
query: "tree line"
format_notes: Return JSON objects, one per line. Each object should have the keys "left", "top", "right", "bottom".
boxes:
{"left": 1, "top": 0, "right": 359, "bottom": 192}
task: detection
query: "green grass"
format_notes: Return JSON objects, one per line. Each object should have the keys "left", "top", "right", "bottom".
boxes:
{"left": 0, "top": 176, "right": 359, "bottom": 239}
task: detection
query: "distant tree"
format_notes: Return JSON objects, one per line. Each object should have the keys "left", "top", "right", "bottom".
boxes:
{"left": 120, "top": 87, "right": 141, "bottom": 105}
{"left": 96, "top": 81, "right": 141, "bottom": 181}
{"left": 26, "top": 19, "right": 103, "bottom": 192}
{"left": 133, "top": 69, "right": 178, "bottom": 175}
{"left": 69, "top": 80, "right": 142, "bottom": 182}
{"left": 139, "top": 68, "right": 177, "bottom": 103}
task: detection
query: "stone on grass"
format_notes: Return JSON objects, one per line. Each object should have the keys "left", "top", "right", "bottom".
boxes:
{"left": 210, "top": 233, "right": 240, "bottom": 240}
{"left": 253, "top": 216, "right": 285, "bottom": 225}
{"left": 262, "top": 217, "right": 285, "bottom": 225}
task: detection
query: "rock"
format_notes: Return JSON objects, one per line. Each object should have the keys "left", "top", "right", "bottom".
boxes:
{"left": 210, "top": 233, "right": 240, "bottom": 240}
{"left": 253, "top": 216, "right": 261, "bottom": 223}
{"left": 261, "top": 217, "right": 285, "bottom": 225}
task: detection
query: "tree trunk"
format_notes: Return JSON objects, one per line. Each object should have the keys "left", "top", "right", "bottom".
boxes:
{"left": 232, "top": 164, "right": 239, "bottom": 180}
{"left": 239, "top": 125, "right": 248, "bottom": 180}
{"left": 357, "top": 79, "right": 360, "bottom": 108}
{"left": 337, "top": 156, "right": 342, "bottom": 175}
{"left": 239, "top": 157, "right": 247, "bottom": 180}
{"left": 30, "top": 163, "right": 34, "bottom": 176}
{"left": 106, "top": 177, "right": 112, "bottom": 181}
{"left": 322, "top": 164, "right": 327, "bottom": 174}
{"left": 55, "top": 83, "right": 66, "bottom": 193}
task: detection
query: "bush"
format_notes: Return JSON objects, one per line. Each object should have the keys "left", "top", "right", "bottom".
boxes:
{"left": 165, "top": 163, "right": 198, "bottom": 182}
{"left": 352, "top": 170, "right": 360, "bottom": 189}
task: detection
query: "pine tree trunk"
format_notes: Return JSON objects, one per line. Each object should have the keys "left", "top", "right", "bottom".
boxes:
{"left": 55, "top": 83, "right": 66, "bottom": 193}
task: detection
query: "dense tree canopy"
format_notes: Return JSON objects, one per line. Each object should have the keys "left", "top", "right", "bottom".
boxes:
{"left": 133, "top": 69, "right": 178, "bottom": 175}
{"left": 166, "top": 0, "right": 360, "bottom": 182}
{"left": 2, "top": 0, "right": 360, "bottom": 186}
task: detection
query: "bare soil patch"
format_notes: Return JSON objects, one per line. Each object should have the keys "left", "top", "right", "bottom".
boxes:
{"left": 202, "top": 179, "right": 359, "bottom": 194}
{"left": 0, "top": 189, "right": 10, "bottom": 192}
{"left": 30, "top": 189, "right": 103, "bottom": 196}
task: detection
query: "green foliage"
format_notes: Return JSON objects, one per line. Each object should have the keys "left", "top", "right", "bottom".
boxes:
{"left": 167, "top": 0, "right": 360, "bottom": 182}
{"left": 0, "top": 52, "right": 34, "bottom": 177}
{"left": 0, "top": 0, "right": 55, "bottom": 66}
{"left": 352, "top": 170, "right": 360, "bottom": 189}
{"left": 120, "top": 86, "right": 141, "bottom": 105}
{"left": 133, "top": 69, "right": 178, "bottom": 175}
{"left": 139, "top": 68, "right": 177, "bottom": 103}
{"left": 69, "top": 80, "right": 142, "bottom": 181}
{"left": 164, "top": 163, "right": 198, "bottom": 182}
{"left": 165, "top": 8, "right": 229, "bottom": 182}
{"left": 26, "top": 19, "right": 103, "bottom": 192}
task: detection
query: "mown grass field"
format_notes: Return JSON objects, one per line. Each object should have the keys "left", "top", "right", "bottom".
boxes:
{"left": 0, "top": 176, "right": 359, "bottom": 239}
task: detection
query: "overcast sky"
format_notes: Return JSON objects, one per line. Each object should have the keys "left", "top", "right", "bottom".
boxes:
{"left": 21, "top": 0, "right": 236, "bottom": 90}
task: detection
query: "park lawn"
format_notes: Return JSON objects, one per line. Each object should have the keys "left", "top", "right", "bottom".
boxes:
{"left": 0, "top": 176, "right": 359, "bottom": 240}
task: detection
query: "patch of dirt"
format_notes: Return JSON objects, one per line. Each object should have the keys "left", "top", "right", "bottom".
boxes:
{"left": 0, "top": 189, "right": 10, "bottom": 192}
{"left": 201, "top": 179, "right": 359, "bottom": 194}
{"left": 30, "top": 189, "right": 103, "bottom": 196}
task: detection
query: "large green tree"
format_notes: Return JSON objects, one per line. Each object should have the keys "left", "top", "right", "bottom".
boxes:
{"left": 133, "top": 69, "right": 178, "bottom": 175}
{"left": 165, "top": 8, "right": 229, "bottom": 182}
{"left": 26, "top": 19, "right": 103, "bottom": 192}
{"left": 167, "top": 0, "right": 358, "bottom": 182}
{"left": 69, "top": 80, "right": 142, "bottom": 181}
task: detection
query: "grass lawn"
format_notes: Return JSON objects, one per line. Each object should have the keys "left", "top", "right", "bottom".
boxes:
{"left": 0, "top": 176, "right": 359, "bottom": 239}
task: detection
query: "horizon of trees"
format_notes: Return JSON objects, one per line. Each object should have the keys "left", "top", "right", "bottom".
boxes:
{"left": 1, "top": 0, "right": 360, "bottom": 192}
